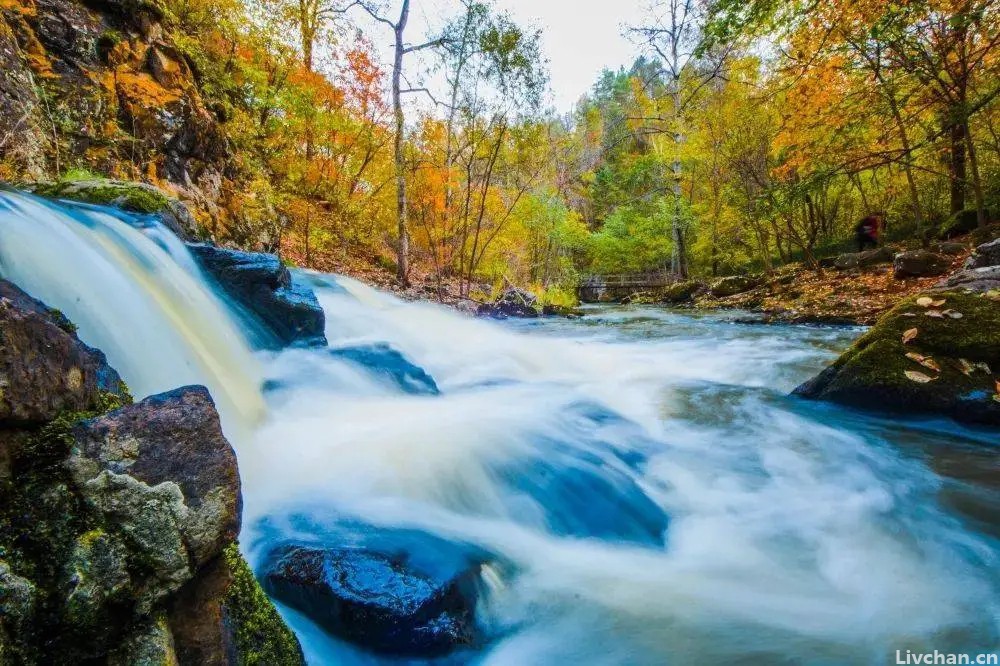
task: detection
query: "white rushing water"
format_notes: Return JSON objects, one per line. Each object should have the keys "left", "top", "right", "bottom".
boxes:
{"left": 2, "top": 189, "right": 998, "bottom": 665}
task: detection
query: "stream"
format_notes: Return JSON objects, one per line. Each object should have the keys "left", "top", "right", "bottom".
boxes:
{"left": 1, "top": 190, "right": 998, "bottom": 664}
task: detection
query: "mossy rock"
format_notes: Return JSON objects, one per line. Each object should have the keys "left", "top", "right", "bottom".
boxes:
{"left": 222, "top": 544, "right": 303, "bottom": 666}
{"left": 710, "top": 275, "right": 761, "bottom": 297}
{"left": 35, "top": 179, "right": 170, "bottom": 214}
{"left": 795, "top": 292, "right": 1000, "bottom": 425}
{"left": 30, "top": 179, "right": 199, "bottom": 238}
{"left": 660, "top": 280, "right": 706, "bottom": 303}
{"left": 939, "top": 209, "right": 991, "bottom": 240}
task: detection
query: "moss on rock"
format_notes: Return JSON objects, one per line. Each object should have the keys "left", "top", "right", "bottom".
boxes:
{"left": 223, "top": 543, "right": 304, "bottom": 666}
{"left": 795, "top": 291, "right": 1000, "bottom": 425}
{"left": 36, "top": 178, "right": 171, "bottom": 214}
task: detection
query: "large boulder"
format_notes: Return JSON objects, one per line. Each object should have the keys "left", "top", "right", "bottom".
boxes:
{"left": 710, "top": 275, "right": 761, "bottom": 297}
{"left": 834, "top": 247, "right": 893, "bottom": 270}
{"left": 893, "top": 250, "right": 952, "bottom": 278}
{"left": 965, "top": 238, "right": 1000, "bottom": 270}
{"left": 187, "top": 244, "right": 327, "bottom": 349}
{"left": 0, "top": 279, "right": 126, "bottom": 426}
{"left": 477, "top": 287, "right": 539, "bottom": 318}
{"left": 0, "top": 282, "right": 303, "bottom": 664}
{"left": 795, "top": 292, "right": 1000, "bottom": 426}
{"left": 68, "top": 386, "right": 242, "bottom": 573}
{"left": 262, "top": 530, "right": 486, "bottom": 657}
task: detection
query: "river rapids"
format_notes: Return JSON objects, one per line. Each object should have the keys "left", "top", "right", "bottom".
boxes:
{"left": 1, "top": 190, "right": 997, "bottom": 665}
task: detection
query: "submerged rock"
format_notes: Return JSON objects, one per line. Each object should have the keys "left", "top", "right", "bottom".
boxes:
{"left": 262, "top": 530, "right": 485, "bottom": 657}
{"left": 329, "top": 343, "right": 440, "bottom": 395}
{"left": 495, "top": 442, "right": 669, "bottom": 546}
{"left": 893, "top": 250, "right": 952, "bottom": 278}
{"left": 795, "top": 292, "right": 1000, "bottom": 425}
{"left": 0, "top": 279, "right": 127, "bottom": 426}
{"left": 187, "top": 244, "right": 327, "bottom": 349}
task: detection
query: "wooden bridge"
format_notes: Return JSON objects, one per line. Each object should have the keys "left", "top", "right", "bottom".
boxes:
{"left": 578, "top": 273, "right": 679, "bottom": 303}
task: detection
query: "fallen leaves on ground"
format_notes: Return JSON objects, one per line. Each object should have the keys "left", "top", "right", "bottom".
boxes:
{"left": 905, "top": 370, "right": 937, "bottom": 383}
{"left": 903, "top": 328, "right": 919, "bottom": 344}
{"left": 906, "top": 352, "right": 941, "bottom": 372}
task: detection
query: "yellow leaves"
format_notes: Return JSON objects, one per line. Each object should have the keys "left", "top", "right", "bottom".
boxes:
{"left": 902, "top": 328, "right": 919, "bottom": 344}
{"left": 953, "top": 359, "right": 992, "bottom": 376}
{"left": 906, "top": 352, "right": 940, "bottom": 373}
{"left": 916, "top": 296, "right": 945, "bottom": 307}
{"left": 905, "top": 371, "right": 937, "bottom": 384}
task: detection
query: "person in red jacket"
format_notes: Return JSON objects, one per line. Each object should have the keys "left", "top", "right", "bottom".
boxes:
{"left": 855, "top": 213, "right": 884, "bottom": 252}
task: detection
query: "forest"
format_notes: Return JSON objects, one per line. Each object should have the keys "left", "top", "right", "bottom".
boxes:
{"left": 4, "top": 0, "right": 999, "bottom": 304}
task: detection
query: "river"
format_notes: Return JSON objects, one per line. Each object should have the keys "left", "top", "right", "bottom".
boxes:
{"left": 1, "top": 190, "right": 998, "bottom": 665}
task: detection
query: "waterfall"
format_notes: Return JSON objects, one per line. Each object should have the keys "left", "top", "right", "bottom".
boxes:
{"left": 2, "top": 188, "right": 998, "bottom": 665}
{"left": 0, "top": 190, "right": 265, "bottom": 430}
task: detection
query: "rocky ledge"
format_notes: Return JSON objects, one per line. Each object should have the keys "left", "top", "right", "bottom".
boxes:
{"left": 0, "top": 279, "right": 302, "bottom": 664}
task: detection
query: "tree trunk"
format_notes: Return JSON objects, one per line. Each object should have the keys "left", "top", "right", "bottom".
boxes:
{"left": 392, "top": 0, "right": 411, "bottom": 285}
{"left": 965, "top": 123, "right": 987, "bottom": 228}
{"left": 949, "top": 120, "right": 967, "bottom": 214}
{"left": 670, "top": 72, "right": 687, "bottom": 278}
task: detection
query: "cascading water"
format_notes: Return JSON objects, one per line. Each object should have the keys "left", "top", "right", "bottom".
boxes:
{"left": 2, "top": 189, "right": 998, "bottom": 665}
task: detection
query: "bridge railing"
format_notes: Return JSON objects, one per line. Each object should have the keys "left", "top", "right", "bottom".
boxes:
{"left": 579, "top": 272, "right": 679, "bottom": 290}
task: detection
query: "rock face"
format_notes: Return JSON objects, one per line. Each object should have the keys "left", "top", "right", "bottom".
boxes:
{"left": 0, "top": 0, "right": 229, "bottom": 198}
{"left": 262, "top": 531, "right": 485, "bottom": 657}
{"left": 0, "top": 280, "right": 126, "bottom": 425}
{"left": 188, "top": 244, "right": 327, "bottom": 349}
{"left": 0, "top": 281, "right": 303, "bottom": 664}
{"left": 477, "top": 287, "right": 539, "bottom": 318}
{"left": 834, "top": 247, "right": 893, "bottom": 270}
{"left": 893, "top": 250, "right": 953, "bottom": 278}
{"left": 710, "top": 275, "right": 761, "bottom": 297}
{"left": 329, "top": 344, "right": 440, "bottom": 395}
{"left": 795, "top": 292, "right": 1000, "bottom": 426}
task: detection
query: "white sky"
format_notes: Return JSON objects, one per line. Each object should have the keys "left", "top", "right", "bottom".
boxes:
{"left": 349, "top": 0, "right": 650, "bottom": 113}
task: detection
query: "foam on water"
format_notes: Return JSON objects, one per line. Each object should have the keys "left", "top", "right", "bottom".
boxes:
{"left": 2, "top": 189, "right": 998, "bottom": 665}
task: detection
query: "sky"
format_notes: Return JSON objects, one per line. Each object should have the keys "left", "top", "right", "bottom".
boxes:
{"left": 354, "top": 0, "right": 650, "bottom": 113}
{"left": 495, "top": 0, "right": 649, "bottom": 110}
